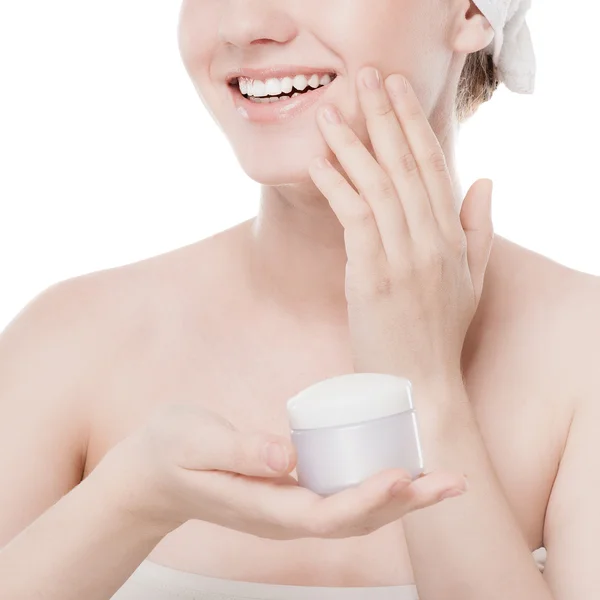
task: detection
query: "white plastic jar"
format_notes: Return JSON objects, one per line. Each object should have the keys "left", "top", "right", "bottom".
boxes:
{"left": 287, "top": 372, "right": 424, "bottom": 496}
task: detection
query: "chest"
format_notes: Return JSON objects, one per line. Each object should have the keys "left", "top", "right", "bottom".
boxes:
{"left": 89, "top": 316, "right": 565, "bottom": 586}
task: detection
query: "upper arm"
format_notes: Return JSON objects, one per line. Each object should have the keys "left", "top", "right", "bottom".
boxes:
{"left": 0, "top": 278, "right": 98, "bottom": 547}
{"left": 542, "top": 276, "right": 600, "bottom": 599}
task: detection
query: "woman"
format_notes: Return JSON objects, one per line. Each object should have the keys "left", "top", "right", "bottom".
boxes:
{"left": 0, "top": 0, "right": 597, "bottom": 599}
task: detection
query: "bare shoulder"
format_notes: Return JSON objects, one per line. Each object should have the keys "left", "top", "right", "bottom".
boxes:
{"left": 0, "top": 228, "right": 245, "bottom": 543}
{"left": 489, "top": 235, "right": 599, "bottom": 321}
{"left": 0, "top": 271, "right": 121, "bottom": 400}
{"left": 0, "top": 256, "right": 166, "bottom": 541}
{"left": 484, "top": 234, "right": 600, "bottom": 400}
{"left": 0, "top": 223, "right": 242, "bottom": 408}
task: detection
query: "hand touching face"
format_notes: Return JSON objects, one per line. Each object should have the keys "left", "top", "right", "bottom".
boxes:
{"left": 177, "top": 0, "right": 486, "bottom": 186}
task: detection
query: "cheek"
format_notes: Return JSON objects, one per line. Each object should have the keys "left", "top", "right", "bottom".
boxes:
{"left": 177, "top": 0, "right": 218, "bottom": 78}
{"left": 327, "top": 0, "right": 436, "bottom": 77}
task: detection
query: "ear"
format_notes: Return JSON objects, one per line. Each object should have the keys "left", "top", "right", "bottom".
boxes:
{"left": 450, "top": 1, "right": 495, "bottom": 55}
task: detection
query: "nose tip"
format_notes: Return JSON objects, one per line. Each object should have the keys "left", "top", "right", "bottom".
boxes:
{"left": 218, "top": 3, "right": 298, "bottom": 49}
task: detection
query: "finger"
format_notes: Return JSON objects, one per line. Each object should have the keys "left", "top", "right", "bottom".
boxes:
{"left": 384, "top": 75, "right": 460, "bottom": 241}
{"left": 181, "top": 418, "right": 297, "bottom": 478}
{"left": 308, "top": 156, "right": 387, "bottom": 278}
{"left": 204, "top": 468, "right": 411, "bottom": 540}
{"left": 196, "top": 468, "right": 466, "bottom": 541}
{"left": 357, "top": 66, "right": 435, "bottom": 254}
{"left": 315, "top": 103, "right": 406, "bottom": 263}
{"left": 182, "top": 468, "right": 318, "bottom": 539}
{"left": 308, "top": 469, "right": 466, "bottom": 538}
{"left": 395, "top": 470, "right": 469, "bottom": 512}
{"left": 308, "top": 468, "right": 414, "bottom": 536}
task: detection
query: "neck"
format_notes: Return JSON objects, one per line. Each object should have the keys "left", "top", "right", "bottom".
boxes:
{"left": 243, "top": 109, "right": 464, "bottom": 326}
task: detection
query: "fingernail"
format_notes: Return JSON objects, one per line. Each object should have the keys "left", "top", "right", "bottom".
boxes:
{"left": 263, "top": 443, "right": 289, "bottom": 472}
{"left": 362, "top": 67, "right": 381, "bottom": 90}
{"left": 387, "top": 75, "right": 409, "bottom": 96}
{"left": 322, "top": 106, "right": 342, "bottom": 124}
{"left": 439, "top": 488, "right": 466, "bottom": 501}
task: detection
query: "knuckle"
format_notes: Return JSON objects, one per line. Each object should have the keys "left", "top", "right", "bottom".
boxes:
{"left": 330, "top": 170, "right": 349, "bottom": 191}
{"left": 363, "top": 174, "right": 396, "bottom": 202}
{"left": 397, "top": 152, "right": 419, "bottom": 174}
{"left": 375, "top": 175, "right": 397, "bottom": 200}
{"left": 358, "top": 273, "right": 394, "bottom": 301}
{"left": 227, "top": 436, "right": 251, "bottom": 473}
{"left": 344, "top": 133, "right": 364, "bottom": 151}
{"left": 428, "top": 151, "right": 448, "bottom": 173}
{"left": 372, "top": 101, "right": 395, "bottom": 119}
{"left": 350, "top": 520, "right": 377, "bottom": 537}
{"left": 373, "top": 274, "right": 394, "bottom": 297}
{"left": 304, "top": 515, "right": 336, "bottom": 538}
{"left": 347, "top": 202, "right": 375, "bottom": 226}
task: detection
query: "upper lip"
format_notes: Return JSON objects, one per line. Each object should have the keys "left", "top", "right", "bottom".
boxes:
{"left": 225, "top": 65, "right": 337, "bottom": 84}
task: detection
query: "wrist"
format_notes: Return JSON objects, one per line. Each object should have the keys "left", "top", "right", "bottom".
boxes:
{"left": 410, "top": 375, "right": 473, "bottom": 439}
{"left": 411, "top": 371, "right": 467, "bottom": 406}
{"left": 87, "top": 436, "right": 182, "bottom": 540}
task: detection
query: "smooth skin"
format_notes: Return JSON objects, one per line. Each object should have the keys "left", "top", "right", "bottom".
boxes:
{"left": 1, "top": 0, "right": 600, "bottom": 599}
{"left": 309, "top": 68, "right": 549, "bottom": 599}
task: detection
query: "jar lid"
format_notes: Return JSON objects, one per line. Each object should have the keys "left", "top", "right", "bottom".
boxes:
{"left": 287, "top": 372, "right": 413, "bottom": 430}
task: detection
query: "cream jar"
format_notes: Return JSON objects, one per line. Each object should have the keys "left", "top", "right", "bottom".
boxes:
{"left": 287, "top": 372, "right": 424, "bottom": 496}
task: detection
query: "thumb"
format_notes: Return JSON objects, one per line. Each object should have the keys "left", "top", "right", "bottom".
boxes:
{"left": 211, "top": 431, "right": 297, "bottom": 478}
{"left": 179, "top": 413, "right": 297, "bottom": 478}
{"left": 460, "top": 178, "right": 494, "bottom": 304}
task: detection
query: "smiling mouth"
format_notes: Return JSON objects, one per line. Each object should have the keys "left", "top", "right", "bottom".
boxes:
{"left": 229, "top": 74, "right": 338, "bottom": 103}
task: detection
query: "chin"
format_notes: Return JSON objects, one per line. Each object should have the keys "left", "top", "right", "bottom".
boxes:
{"left": 231, "top": 138, "right": 330, "bottom": 186}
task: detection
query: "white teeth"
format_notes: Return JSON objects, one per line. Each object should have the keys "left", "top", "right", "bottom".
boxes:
{"left": 250, "top": 80, "right": 267, "bottom": 97}
{"left": 238, "top": 72, "right": 336, "bottom": 98}
{"left": 249, "top": 95, "right": 287, "bottom": 103}
{"left": 265, "top": 78, "right": 281, "bottom": 96}
{"left": 308, "top": 74, "right": 320, "bottom": 88}
{"left": 293, "top": 74, "right": 308, "bottom": 91}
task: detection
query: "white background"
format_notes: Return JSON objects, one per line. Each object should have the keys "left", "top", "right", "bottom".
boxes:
{"left": 0, "top": 1, "right": 598, "bottom": 330}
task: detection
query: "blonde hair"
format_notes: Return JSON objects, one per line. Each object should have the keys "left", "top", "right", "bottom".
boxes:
{"left": 456, "top": 49, "right": 500, "bottom": 123}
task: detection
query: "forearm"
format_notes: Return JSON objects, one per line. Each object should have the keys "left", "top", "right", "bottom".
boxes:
{"left": 402, "top": 379, "right": 554, "bottom": 600}
{"left": 0, "top": 465, "right": 173, "bottom": 600}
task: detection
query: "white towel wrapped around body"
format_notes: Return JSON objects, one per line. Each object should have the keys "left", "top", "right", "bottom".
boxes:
{"left": 472, "top": 0, "right": 536, "bottom": 93}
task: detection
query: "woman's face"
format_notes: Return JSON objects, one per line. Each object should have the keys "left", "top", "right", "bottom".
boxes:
{"left": 178, "top": 0, "right": 465, "bottom": 186}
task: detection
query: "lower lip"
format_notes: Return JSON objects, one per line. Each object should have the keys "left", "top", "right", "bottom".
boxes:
{"left": 229, "top": 79, "right": 336, "bottom": 124}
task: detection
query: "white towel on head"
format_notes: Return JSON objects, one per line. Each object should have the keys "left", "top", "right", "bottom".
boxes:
{"left": 472, "top": 0, "right": 536, "bottom": 94}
